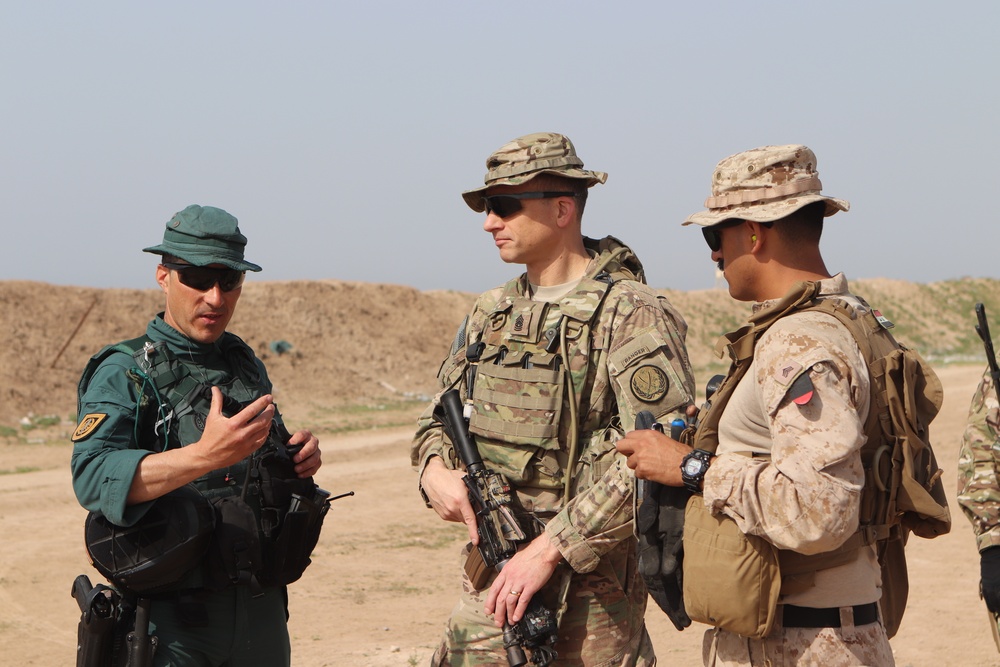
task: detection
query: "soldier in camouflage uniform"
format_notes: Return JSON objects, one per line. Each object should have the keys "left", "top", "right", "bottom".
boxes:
{"left": 617, "top": 145, "right": 896, "bottom": 666}
{"left": 958, "top": 369, "right": 1000, "bottom": 618}
{"left": 412, "top": 132, "right": 695, "bottom": 666}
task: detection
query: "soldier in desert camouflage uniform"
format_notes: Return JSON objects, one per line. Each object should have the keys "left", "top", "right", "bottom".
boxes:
{"left": 617, "top": 145, "right": 896, "bottom": 666}
{"left": 958, "top": 369, "right": 1000, "bottom": 618}
{"left": 411, "top": 132, "right": 694, "bottom": 666}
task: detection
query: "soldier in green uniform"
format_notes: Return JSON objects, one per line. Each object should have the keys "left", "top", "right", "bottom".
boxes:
{"left": 70, "top": 205, "right": 322, "bottom": 667}
{"left": 412, "top": 132, "right": 695, "bottom": 666}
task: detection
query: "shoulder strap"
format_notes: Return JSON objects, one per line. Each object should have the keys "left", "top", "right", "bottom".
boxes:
{"left": 692, "top": 281, "right": 821, "bottom": 454}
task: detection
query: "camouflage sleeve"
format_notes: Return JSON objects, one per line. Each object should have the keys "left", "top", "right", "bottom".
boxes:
{"left": 704, "top": 313, "right": 868, "bottom": 555}
{"left": 545, "top": 288, "right": 695, "bottom": 573}
{"left": 957, "top": 368, "right": 1000, "bottom": 552}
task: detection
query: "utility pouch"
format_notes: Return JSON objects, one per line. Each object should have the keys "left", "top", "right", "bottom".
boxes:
{"left": 682, "top": 495, "right": 781, "bottom": 639}
{"left": 464, "top": 543, "right": 492, "bottom": 591}
{"left": 205, "top": 496, "right": 262, "bottom": 594}
{"left": 265, "top": 489, "right": 330, "bottom": 586}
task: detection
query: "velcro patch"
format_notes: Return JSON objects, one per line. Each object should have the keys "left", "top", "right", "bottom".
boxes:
{"left": 631, "top": 365, "right": 669, "bottom": 402}
{"left": 72, "top": 413, "right": 108, "bottom": 442}
{"left": 775, "top": 361, "right": 803, "bottom": 387}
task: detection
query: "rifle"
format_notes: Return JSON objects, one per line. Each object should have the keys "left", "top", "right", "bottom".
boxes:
{"left": 438, "top": 389, "right": 557, "bottom": 667}
{"left": 974, "top": 303, "right": 1000, "bottom": 652}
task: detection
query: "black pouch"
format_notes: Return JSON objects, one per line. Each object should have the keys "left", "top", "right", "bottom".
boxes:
{"left": 205, "top": 496, "right": 263, "bottom": 593}
{"left": 264, "top": 489, "right": 330, "bottom": 586}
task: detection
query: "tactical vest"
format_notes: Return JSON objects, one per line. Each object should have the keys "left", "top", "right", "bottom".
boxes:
{"left": 80, "top": 332, "right": 325, "bottom": 594}
{"left": 463, "top": 237, "right": 644, "bottom": 505}
{"left": 690, "top": 280, "right": 951, "bottom": 637}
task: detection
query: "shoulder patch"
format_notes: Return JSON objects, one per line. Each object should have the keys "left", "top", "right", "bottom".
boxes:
{"left": 788, "top": 373, "right": 815, "bottom": 406}
{"left": 72, "top": 413, "right": 108, "bottom": 442}
{"left": 631, "top": 365, "right": 669, "bottom": 402}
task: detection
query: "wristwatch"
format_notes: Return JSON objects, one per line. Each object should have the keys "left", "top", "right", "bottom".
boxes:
{"left": 680, "top": 449, "right": 713, "bottom": 493}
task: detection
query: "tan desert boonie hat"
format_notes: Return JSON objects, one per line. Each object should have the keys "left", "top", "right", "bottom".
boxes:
{"left": 683, "top": 144, "right": 849, "bottom": 227}
{"left": 462, "top": 132, "right": 608, "bottom": 212}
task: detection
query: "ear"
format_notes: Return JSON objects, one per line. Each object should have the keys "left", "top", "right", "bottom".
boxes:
{"left": 554, "top": 196, "right": 577, "bottom": 229}
{"left": 155, "top": 263, "right": 170, "bottom": 291}
{"left": 747, "top": 220, "right": 768, "bottom": 252}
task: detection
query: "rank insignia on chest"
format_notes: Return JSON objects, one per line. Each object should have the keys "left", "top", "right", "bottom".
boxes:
{"left": 72, "top": 413, "right": 109, "bottom": 442}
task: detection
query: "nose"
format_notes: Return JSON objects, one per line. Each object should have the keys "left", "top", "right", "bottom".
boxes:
{"left": 203, "top": 283, "right": 225, "bottom": 306}
{"left": 483, "top": 212, "right": 502, "bottom": 233}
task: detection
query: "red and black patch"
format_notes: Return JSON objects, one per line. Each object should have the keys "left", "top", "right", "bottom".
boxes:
{"left": 788, "top": 373, "right": 815, "bottom": 406}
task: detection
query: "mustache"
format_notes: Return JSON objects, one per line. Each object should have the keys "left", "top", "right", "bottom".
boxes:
{"left": 716, "top": 259, "right": 724, "bottom": 271}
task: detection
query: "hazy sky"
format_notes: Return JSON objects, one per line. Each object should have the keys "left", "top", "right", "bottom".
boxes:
{"left": 2, "top": 2, "right": 996, "bottom": 295}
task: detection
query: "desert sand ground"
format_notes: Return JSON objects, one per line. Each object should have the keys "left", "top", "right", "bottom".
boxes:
{"left": 0, "top": 363, "right": 996, "bottom": 666}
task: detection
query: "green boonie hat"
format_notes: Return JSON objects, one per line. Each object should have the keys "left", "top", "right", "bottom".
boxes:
{"left": 462, "top": 132, "right": 608, "bottom": 212}
{"left": 143, "top": 205, "right": 262, "bottom": 271}
{"left": 682, "top": 144, "right": 850, "bottom": 228}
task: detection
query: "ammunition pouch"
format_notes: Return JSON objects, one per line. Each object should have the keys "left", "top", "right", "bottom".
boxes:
{"left": 255, "top": 443, "right": 330, "bottom": 587}
{"left": 205, "top": 495, "right": 264, "bottom": 593}
{"left": 204, "top": 445, "right": 330, "bottom": 592}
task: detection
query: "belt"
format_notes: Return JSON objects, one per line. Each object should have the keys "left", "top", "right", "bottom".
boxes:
{"left": 782, "top": 603, "right": 879, "bottom": 628}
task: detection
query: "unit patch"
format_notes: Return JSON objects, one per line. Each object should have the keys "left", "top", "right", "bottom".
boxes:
{"left": 788, "top": 373, "right": 815, "bottom": 406}
{"left": 72, "top": 413, "right": 108, "bottom": 442}
{"left": 631, "top": 365, "right": 669, "bottom": 402}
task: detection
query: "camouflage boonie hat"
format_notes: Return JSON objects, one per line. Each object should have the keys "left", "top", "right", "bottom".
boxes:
{"left": 462, "top": 132, "right": 608, "bottom": 212}
{"left": 682, "top": 144, "right": 849, "bottom": 228}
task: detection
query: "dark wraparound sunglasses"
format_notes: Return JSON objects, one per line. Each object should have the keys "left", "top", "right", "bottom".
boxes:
{"left": 702, "top": 219, "right": 772, "bottom": 252}
{"left": 702, "top": 219, "right": 744, "bottom": 252}
{"left": 162, "top": 262, "right": 245, "bottom": 292}
{"left": 482, "top": 191, "right": 576, "bottom": 218}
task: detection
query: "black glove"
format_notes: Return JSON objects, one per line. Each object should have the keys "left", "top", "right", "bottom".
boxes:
{"left": 637, "top": 482, "right": 691, "bottom": 631}
{"left": 981, "top": 546, "right": 1000, "bottom": 613}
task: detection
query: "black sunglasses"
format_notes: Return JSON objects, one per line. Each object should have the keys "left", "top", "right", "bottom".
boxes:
{"left": 701, "top": 219, "right": 745, "bottom": 253}
{"left": 162, "top": 262, "right": 245, "bottom": 292}
{"left": 482, "top": 191, "right": 576, "bottom": 218}
{"left": 701, "top": 219, "right": 775, "bottom": 252}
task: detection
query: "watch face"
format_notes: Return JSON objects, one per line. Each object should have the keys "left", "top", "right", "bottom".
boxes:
{"left": 683, "top": 457, "right": 703, "bottom": 476}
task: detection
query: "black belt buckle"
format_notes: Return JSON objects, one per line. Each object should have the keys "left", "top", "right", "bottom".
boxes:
{"left": 782, "top": 602, "right": 878, "bottom": 628}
